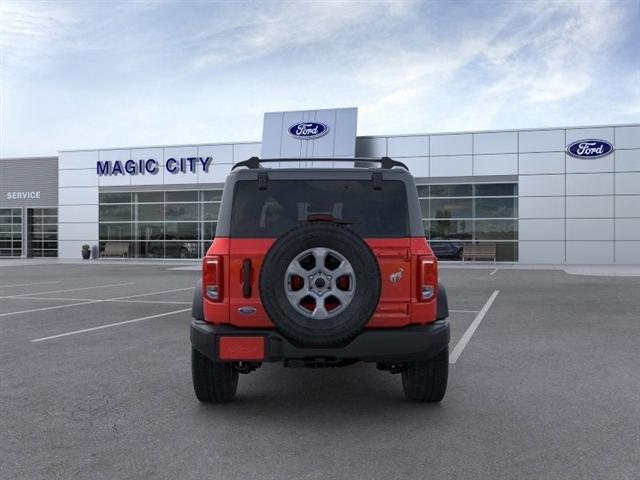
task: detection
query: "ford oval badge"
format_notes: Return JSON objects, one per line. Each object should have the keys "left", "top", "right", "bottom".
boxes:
{"left": 238, "top": 306, "right": 257, "bottom": 315}
{"left": 288, "top": 122, "right": 329, "bottom": 139}
{"left": 566, "top": 139, "right": 614, "bottom": 159}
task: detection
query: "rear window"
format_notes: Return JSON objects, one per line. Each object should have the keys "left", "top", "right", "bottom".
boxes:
{"left": 230, "top": 180, "right": 409, "bottom": 237}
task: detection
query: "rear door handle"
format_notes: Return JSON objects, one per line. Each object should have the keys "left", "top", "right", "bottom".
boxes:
{"left": 242, "top": 259, "right": 252, "bottom": 298}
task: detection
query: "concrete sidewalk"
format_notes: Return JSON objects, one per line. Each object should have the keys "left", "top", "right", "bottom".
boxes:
{"left": 440, "top": 262, "right": 640, "bottom": 276}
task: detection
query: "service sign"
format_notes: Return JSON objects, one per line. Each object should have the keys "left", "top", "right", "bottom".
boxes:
{"left": 288, "top": 122, "right": 329, "bottom": 140}
{"left": 6, "top": 191, "right": 41, "bottom": 200}
{"left": 566, "top": 139, "right": 614, "bottom": 159}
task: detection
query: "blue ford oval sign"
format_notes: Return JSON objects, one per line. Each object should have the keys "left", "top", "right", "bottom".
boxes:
{"left": 288, "top": 122, "right": 329, "bottom": 139}
{"left": 566, "top": 139, "right": 614, "bottom": 159}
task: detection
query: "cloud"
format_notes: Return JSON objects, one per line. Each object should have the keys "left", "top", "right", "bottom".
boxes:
{"left": 358, "top": 0, "right": 635, "bottom": 134}
{"left": 188, "top": 1, "right": 409, "bottom": 70}
{"left": 0, "top": 1, "right": 77, "bottom": 72}
{"left": 0, "top": 0, "right": 637, "bottom": 157}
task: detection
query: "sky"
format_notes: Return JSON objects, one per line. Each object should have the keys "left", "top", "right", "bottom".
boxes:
{"left": 1, "top": 0, "right": 639, "bottom": 157}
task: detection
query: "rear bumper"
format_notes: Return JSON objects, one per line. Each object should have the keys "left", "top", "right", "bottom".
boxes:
{"left": 190, "top": 320, "right": 449, "bottom": 363}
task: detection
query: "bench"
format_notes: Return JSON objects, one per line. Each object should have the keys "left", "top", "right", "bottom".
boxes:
{"left": 101, "top": 242, "right": 130, "bottom": 258}
{"left": 462, "top": 244, "right": 496, "bottom": 263}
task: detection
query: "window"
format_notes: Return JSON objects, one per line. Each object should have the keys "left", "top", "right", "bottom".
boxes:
{"left": 430, "top": 198, "right": 473, "bottom": 219}
{"left": 230, "top": 180, "right": 409, "bottom": 238}
{"left": 98, "top": 189, "right": 222, "bottom": 258}
{"left": 28, "top": 208, "right": 58, "bottom": 257}
{"left": 475, "top": 198, "right": 517, "bottom": 218}
{"left": 0, "top": 209, "right": 22, "bottom": 257}
{"left": 430, "top": 184, "right": 473, "bottom": 198}
{"left": 417, "top": 182, "right": 518, "bottom": 261}
{"left": 99, "top": 192, "right": 132, "bottom": 203}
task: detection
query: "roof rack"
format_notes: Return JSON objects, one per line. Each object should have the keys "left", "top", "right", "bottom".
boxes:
{"left": 232, "top": 156, "right": 408, "bottom": 171}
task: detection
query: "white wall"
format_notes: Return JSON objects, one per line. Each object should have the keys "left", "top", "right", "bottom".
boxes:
{"left": 58, "top": 150, "right": 99, "bottom": 259}
{"left": 57, "top": 142, "right": 260, "bottom": 258}
{"left": 358, "top": 124, "right": 640, "bottom": 264}
{"left": 57, "top": 123, "right": 640, "bottom": 264}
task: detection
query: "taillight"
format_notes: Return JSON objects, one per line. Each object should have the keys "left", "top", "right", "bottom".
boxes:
{"left": 417, "top": 255, "right": 437, "bottom": 301}
{"left": 203, "top": 255, "right": 223, "bottom": 302}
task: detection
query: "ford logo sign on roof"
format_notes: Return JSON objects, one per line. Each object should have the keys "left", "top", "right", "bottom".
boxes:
{"left": 288, "top": 122, "right": 329, "bottom": 139}
{"left": 566, "top": 139, "right": 614, "bottom": 159}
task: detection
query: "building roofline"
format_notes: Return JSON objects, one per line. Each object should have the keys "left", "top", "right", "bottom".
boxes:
{"left": 0, "top": 156, "right": 58, "bottom": 161}
{"left": 58, "top": 140, "right": 262, "bottom": 154}
{"left": 53, "top": 122, "right": 640, "bottom": 154}
{"left": 356, "top": 122, "right": 640, "bottom": 139}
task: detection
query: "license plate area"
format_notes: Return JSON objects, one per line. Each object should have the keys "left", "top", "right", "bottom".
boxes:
{"left": 218, "top": 336, "right": 265, "bottom": 361}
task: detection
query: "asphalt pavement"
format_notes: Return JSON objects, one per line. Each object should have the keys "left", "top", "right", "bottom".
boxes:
{"left": 1, "top": 262, "right": 639, "bottom": 480}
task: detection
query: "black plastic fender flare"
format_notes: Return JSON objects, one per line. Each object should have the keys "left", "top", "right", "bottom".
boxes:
{"left": 436, "top": 283, "right": 449, "bottom": 320}
{"left": 192, "top": 280, "right": 204, "bottom": 320}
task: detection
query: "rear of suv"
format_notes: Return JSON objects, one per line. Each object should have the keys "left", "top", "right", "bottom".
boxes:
{"left": 190, "top": 157, "right": 450, "bottom": 403}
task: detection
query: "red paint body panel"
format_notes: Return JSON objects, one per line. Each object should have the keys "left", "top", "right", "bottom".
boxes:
{"left": 365, "top": 238, "right": 412, "bottom": 327}
{"left": 203, "top": 236, "right": 438, "bottom": 328}
{"left": 228, "top": 238, "right": 276, "bottom": 327}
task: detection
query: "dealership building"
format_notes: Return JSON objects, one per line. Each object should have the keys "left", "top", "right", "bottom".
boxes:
{"left": 1, "top": 108, "right": 639, "bottom": 264}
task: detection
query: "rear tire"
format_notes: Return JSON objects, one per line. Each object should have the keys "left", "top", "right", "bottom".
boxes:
{"left": 191, "top": 348, "right": 238, "bottom": 403}
{"left": 402, "top": 347, "right": 449, "bottom": 403}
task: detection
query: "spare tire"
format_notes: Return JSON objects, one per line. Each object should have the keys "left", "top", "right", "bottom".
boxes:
{"left": 259, "top": 222, "right": 381, "bottom": 346}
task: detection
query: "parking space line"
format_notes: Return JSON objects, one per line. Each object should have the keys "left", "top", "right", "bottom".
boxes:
{"left": 449, "top": 290, "right": 500, "bottom": 364}
{"left": 113, "top": 299, "right": 192, "bottom": 305}
{"left": 30, "top": 308, "right": 191, "bottom": 342}
{"left": 0, "top": 287, "right": 194, "bottom": 318}
{"left": 112, "top": 287, "right": 193, "bottom": 300}
{"left": 0, "top": 300, "right": 100, "bottom": 317}
{"left": 0, "top": 281, "right": 60, "bottom": 289}
{"left": 3, "top": 296, "right": 192, "bottom": 305}
{"left": 0, "top": 282, "right": 136, "bottom": 299}
{"left": 489, "top": 269, "right": 498, "bottom": 276}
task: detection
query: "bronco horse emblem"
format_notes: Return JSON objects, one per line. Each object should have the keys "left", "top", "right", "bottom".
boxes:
{"left": 389, "top": 268, "right": 404, "bottom": 285}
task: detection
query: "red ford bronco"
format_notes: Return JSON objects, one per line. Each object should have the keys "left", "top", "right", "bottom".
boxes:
{"left": 191, "top": 157, "right": 450, "bottom": 403}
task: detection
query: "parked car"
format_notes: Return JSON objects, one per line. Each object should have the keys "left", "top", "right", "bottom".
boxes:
{"left": 429, "top": 239, "right": 464, "bottom": 259}
{"left": 190, "top": 157, "right": 450, "bottom": 403}
{"left": 148, "top": 235, "right": 198, "bottom": 258}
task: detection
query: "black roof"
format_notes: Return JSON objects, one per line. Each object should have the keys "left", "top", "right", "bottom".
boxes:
{"left": 232, "top": 157, "right": 409, "bottom": 171}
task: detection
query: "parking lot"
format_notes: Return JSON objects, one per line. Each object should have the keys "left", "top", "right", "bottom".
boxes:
{"left": 1, "top": 262, "right": 639, "bottom": 480}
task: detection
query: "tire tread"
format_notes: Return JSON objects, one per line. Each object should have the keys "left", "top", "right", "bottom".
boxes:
{"left": 191, "top": 348, "right": 238, "bottom": 403}
{"left": 402, "top": 347, "right": 449, "bottom": 403}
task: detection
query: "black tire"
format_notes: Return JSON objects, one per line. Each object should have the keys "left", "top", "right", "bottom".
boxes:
{"left": 191, "top": 348, "right": 238, "bottom": 403}
{"left": 401, "top": 347, "right": 449, "bottom": 403}
{"left": 259, "top": 222, "right": 381, "bottom": 346}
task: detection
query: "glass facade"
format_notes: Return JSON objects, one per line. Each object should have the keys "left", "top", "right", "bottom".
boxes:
{"left": 98, "top": 190, "right": 222, "bottom": 258}
{"left": 418, "top": 182, "right": 518, "bottom": 261}
{"left": 28, "top": 208, "right": 58, "bottom": 257}
{"left": 0, "top": 208, "right": 22, "bottom": 257}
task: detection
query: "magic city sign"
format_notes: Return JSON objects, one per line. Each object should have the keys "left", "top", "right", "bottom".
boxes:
{"left": 566, "top": 139, "right": 614, "bottom": 159}
{"left": 96, "top": 157, "right": 213, "bottom": 176}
